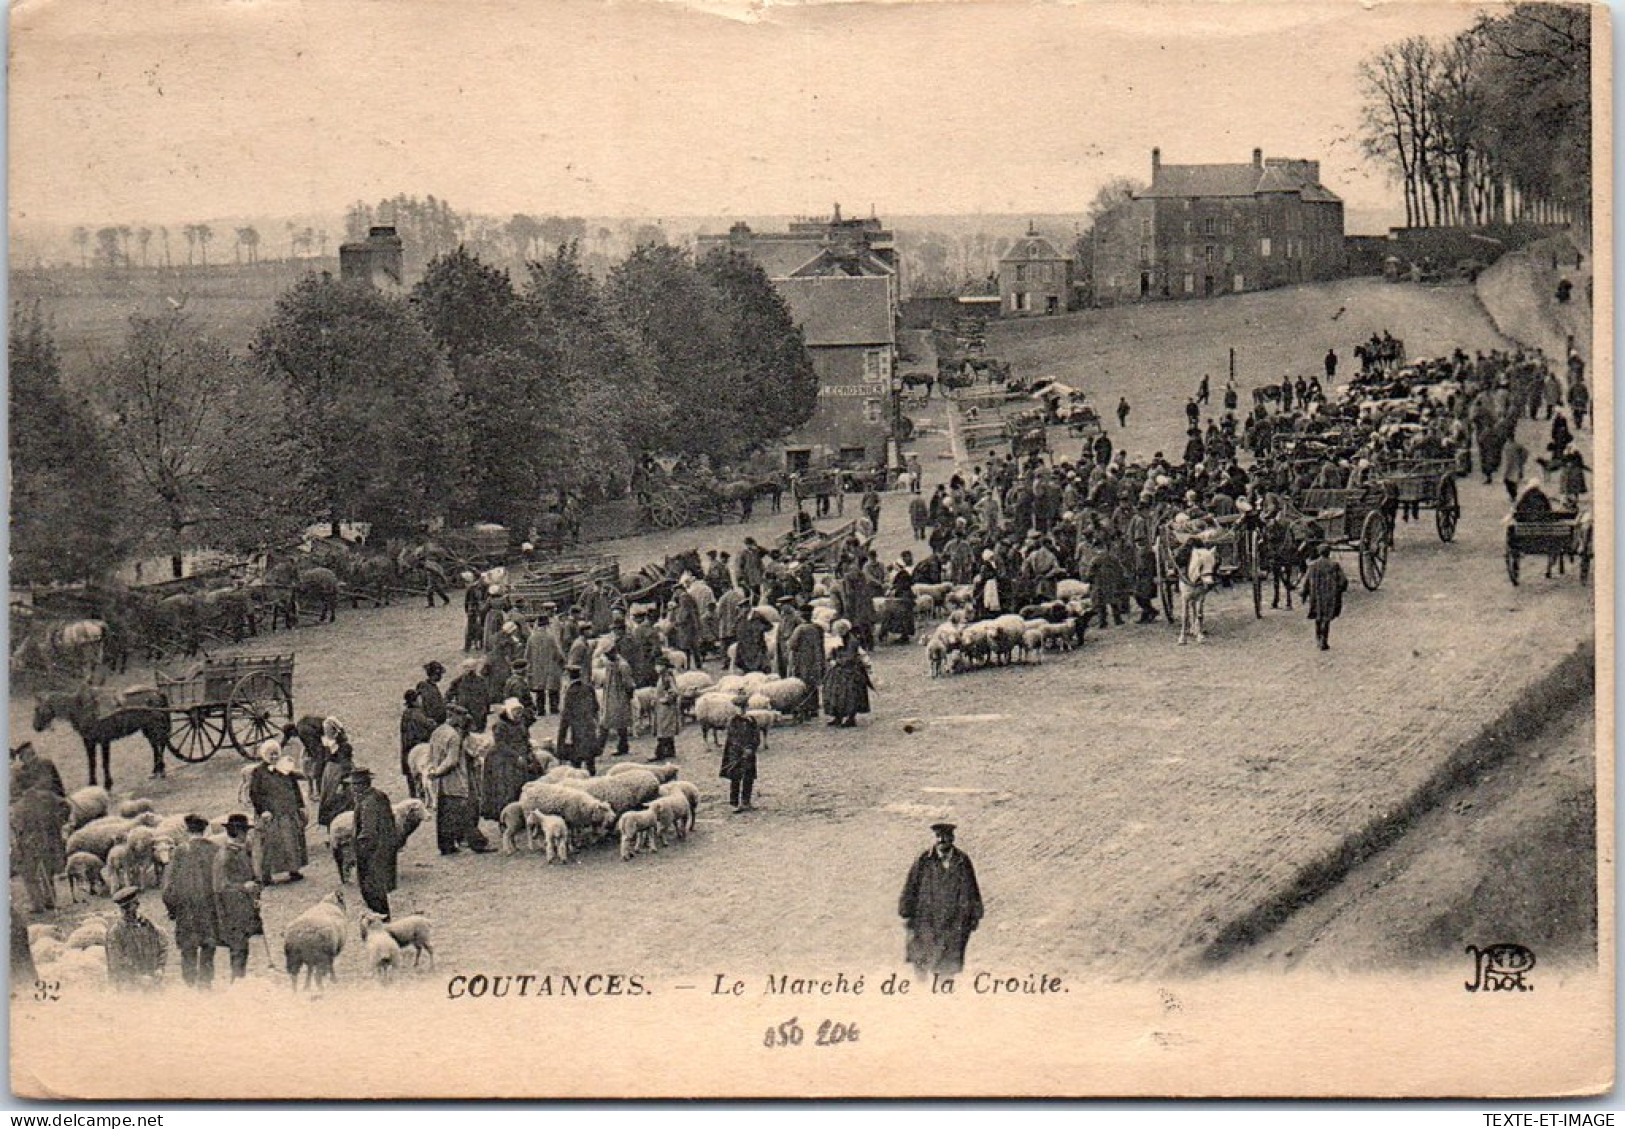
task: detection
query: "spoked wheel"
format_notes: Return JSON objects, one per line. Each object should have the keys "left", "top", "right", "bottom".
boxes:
{"left": 1435, "top": 477, "right": 1459, "bottom": 543}
{"left": 650, "top": 496, "right": 684, "bottom": 530}
{"left": 1358, "top": 511, "right": 1389, "bottom": 590}
{"left": 168, "top": 707, "right": 227, "bottom": 762}
{"left": 227, "top": 671, "right": 292, "bottom": 757}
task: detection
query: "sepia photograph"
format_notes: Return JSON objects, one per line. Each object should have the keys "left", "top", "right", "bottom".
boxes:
{"left": 5, "top": 0, "right": 1612, "bottom": 1100}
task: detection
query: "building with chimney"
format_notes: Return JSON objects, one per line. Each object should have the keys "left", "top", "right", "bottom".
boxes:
{"left": 1092, "top": 148, "right": 1344, "bottom": 305}
{"left": 998, "top": 225, "right": 1074, "bottom": 317}
{"left": 696, "top": 206, "right": 900, "bottom": 471}
{"left": 339, "top": 226, "right": 405, "bottom": 291}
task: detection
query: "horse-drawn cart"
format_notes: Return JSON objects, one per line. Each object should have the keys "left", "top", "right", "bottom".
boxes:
{"left": 508, "top": 555, "right": 623, "bottom": 618}
{"left": 154, "top": 652, "right": 295, "bottom": 763}
{"left": 1505, "top": 510, "right": 1592, "bottom": 586}
{"left": 1290, "top": 486, "right": 1392, "bottom": 591}
{"left": 1370, "top": 456, "right": 1462, "bottom": 542}
{"left": 1151, "top": 514, "right": 1264, "bottom": 624}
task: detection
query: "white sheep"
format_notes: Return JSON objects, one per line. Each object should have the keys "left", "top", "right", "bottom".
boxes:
{"left": 660, "top": 647, "right": 690, "bottom": 672}
{"left": 648, "top": 792, "right": 694, "bottom": 845}
{"left": 525, "top": 811, "right": 571, "bottom": 864}
{"left": 658, "top": 780, "right": 701, "bottom": 820}
{"left": 674, "top": 670, "right": 715, "bottom": 702}
{"left": 988, "top": 614, "right": 1028, "bottom": 665}
{"left": 713, "top": 674, "right": 748, "bottom": 695}
{"left": 102, "top": 843, "right": 133, "bottom": 894}
{"left": 328, "top": 799, "right": 429, "bottom": 883}
{"left": 406, "top": 742, "right": 435, "bottom": 811}
{"left": 744, "top": 708, "right": 782, "bottom": 749}
{"left": 360, "top": 914, "right": 402, "bottom": 983}
{"left": 283, "top": 890, "right": 347, "bottom": 991}
{"left": 65, "top": 786, "right": 110, "bottom": 830}
{"left": 517, "top": 782, "right": 617, "bottom": 842}
{"left": 617, "top": 808, "right": 661, "bottom": 860}
{"left": 1056, "top": 578, "right": 1090, "bottom": 600}
{"left": 64, "top": 851, "right": 106, "bottom": 901}
{"left": 691, "top": 692, "right": 741, "bottom": 746}
{"left": 115, "top": 797, "right": 156, "bottom": 819}
{"left": 31, "top": 936, "right": 66, "bottom": 967}
{"left": 631, "top": 686, "right": 659, "bottom": 734}
{"left": 541, "top": 764, "right": 591, "bottom": 784}
{"left": 576, "top": 771, "right": 661, "bottom": 814}
{"left": 65, "top": 916, "right": 109, "bottom": 950}
{"left": 497, "top": 801, "right": 533, "bottom": 854}
{"left": 756, "top": 677, "right": 807, "bottom": 713}
{"left": 359, "top": 911, "right": 434, "bottom": 968}
{"left": 1021, "top": 627, "right": 1046, "bottom": 663}
{"left": 65, "top": 814, "right": 148, "bottom": 860}
{"left": 608, "top": 760, "right": 679, "bottom": 784}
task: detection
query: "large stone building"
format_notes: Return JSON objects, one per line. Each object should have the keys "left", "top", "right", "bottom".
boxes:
{"left": 339, "top": 225, "right": 405, "bottom": 291}
{"left": 1093, "top": 148, "right": 1345, "bottom": 305}
{"left": 696, "top": 207, "right": 900, "bottom": 471}
{"left": 998, "top": 225, "right": 1074, "bottom": 317}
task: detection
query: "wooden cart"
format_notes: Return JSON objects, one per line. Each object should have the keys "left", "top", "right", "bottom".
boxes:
{"left": 1371, "top": 456, "right": 1462, "bottom": 542}
{"left": 1291, "top": 486, "right": 1392, "bottom": 591}
{"left": 154, "top": 652, "right": 295, "bottom": 763}
{"left": 1505, "top": 511, "right": 1593, "bottom": 586}
{"left": 508, "top": 555, "right": 623, "bottom": 618}
{"left": 1152, "top": 514, "right": 1264, "bottom": 624}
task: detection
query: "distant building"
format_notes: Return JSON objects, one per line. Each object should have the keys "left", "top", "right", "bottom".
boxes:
{"left": 339, "top": 226, "right": 405, "bottom": 291}
{"left": 1093, "top": 148, "right": 1345, "bottom": 305}
{"left": 998, "top": 225, "right": 1073, "bottom": 317}
{"left": 696, "top": 206, "right": 900, "bottom": 470}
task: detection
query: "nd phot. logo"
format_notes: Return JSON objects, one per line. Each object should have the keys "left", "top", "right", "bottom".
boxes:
{"left": 1465, "top": 943, "right": 1536, "bottom": 992}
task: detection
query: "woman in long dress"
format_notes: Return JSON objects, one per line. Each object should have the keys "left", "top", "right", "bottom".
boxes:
{"left": 823, "top": 620, "right": 874, "bottom": 728}
{"left": 247, "top": 739, "right": 308, "bottom": 884}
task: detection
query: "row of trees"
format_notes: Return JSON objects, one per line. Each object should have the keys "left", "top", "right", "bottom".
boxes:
{"left": 1359, "top": 4, "right": 1590, "bottom": 229}
{"left": 12, "top": 242, "right": 817, "bottom": 585}
{"left": 69, "top": 224, "right": 271, "bottom": 269}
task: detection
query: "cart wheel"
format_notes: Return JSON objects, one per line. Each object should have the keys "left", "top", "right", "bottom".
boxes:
{"left": 227, "top": 671, "right": 293, "bottom": 757}
{"left": 1358, "top": 511, "right": 1389, "bottom": 590}
{"left": 168, "top": 707, "right": 227, "bottom": 762}
{"left": 1580, "top": 527, "right": 1592, "bottom": 582}
{"left": 652, "top": 497, "right": 683, "bottom": 530}
{"left": 1435, "top": 477, "right": 1459, "bottom": 543}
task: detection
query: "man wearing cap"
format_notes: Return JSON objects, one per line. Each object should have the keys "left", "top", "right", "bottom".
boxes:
{"left": 785, "top": 604, "right": 827, "bottom": 721}
{"left": 416, "top": 662, "right": 448, "bottom": 726}
{"left": 484, "top": 698, "right": 534, "bottom": 821}
{"left": 898, "top": 823, "right": 984, "bottom": 978}
{"left": 448, "top": 658, "right": 494, "bottom": 734}
{"left": 719, "top": 692, "right": 761, "bottom": 812}
{"left": 738, "top": 538, "right": 765, "bottom": 605}
{"left": 1300, "top": 543, "right": 1350, "bottom": 651}
{"left": 499, "top": 660, "right": 536, "bottom": 724}
{"left": 106, "top": 886, "right": 168, "bottom": 989}
{"left": 162, "top": 815, "right": 221, "bottom": 988}
{"left": 10, "top": 741, "right": 64, "bottom": 799}
{"left": 599, "top": 646, "right": 636, "bottom": 758}
{"left": 525, "top": 608, "right": 567, "bottom": 715}
{"left": 400, "top": 690, "right": 435, "bottom": 802}
{"left": 248, "top": 739, "right": 308, "bottom": 884}
{"left": 713, "top": 581, "right": 747, "bottom": 669}
{"left": 212, "top": 814, "right": 263, "bottom": 980}
{"left": 429, "top": 705, "right": 491, "bottom": 854}
{"left": 669, "top": 580, "right": 704, "bottom": 671}
{"left": 349, "top": 768, "right": 401, "bottom": 916}
{"left": 556, "top": 664, "right": 601, "bottom": 776}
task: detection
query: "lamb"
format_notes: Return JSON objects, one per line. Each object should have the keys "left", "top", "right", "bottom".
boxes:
{"left": 744, "top": 708, "right": 782, "bottom": 749}
{"left": 617, "top": 807, "right": 661, "bottom": 859}
{"left": 122, "top": 826, "right": 165, "bottom": 886}
{"left": 1041, "top": 618, "right": 1082, "bottom": 652}
{"left": 153, "top": 814, "right": 189, "bottom": 846}
{"left": 102, "top": 843, "right": 134, "bottom": 894}
{"left": 283, "top": 890, "right": 347, "bottom": 991}
{"left": 524, "top": 810, "right": 571, "bottom": 863}
{"left": 116, "top": 797, "right": 155, "bottom": 819}
{"left": 360, "top": 913, "right": 402, "bottom": 983}
{"left": 497, "top": 801, "right": 532, "bottom": 854}
{"left": 359, "top": 911, "right": 434, "bottom": 968}
{"left": 740, "top": 671, "right": 772, "bottom": 692}
{"left": 912, "top": 581, "right": 952, "bottom": 604}
{"left": 713, "top": 674, "right": 748, "bottom": 695}
{"left": 516, "top": 782, "right": 618, "bottom": 841}
{"left": 660, "top": 647, "right": 690, "bottom": 672}
{"left": 65, "top": 786, "right": 110, "bottom": 830}
{"left": 657, "top": 779, "right": 701, "bottom": 820}
{"left": 608, "top": 760, "right": 679, "bottom": 784}
{"left": 1021, "top": 627, "right": 1046, "bottom": 664}
{"left": 915, "top": 593, "right": 938, "bottom": 622}
{"left": 64, "top": 851, "right": 107, "bottom": 900}
{"left": 631, "top": 686, "right": 659, "bottom": 734}
{"left": 328, "top": 799, "right": 430, "bottom": 883}
{"left": 648, "top": 791, "right": 694, "bottom": 844}
{"left": 692, "top": 692, "right": 742, "bottom": 746}
{"left": 988, "top": 614, "right": 1029, "bottom": 665}
{"left": 576, "top": 771, "right": 661, "bottom": 815}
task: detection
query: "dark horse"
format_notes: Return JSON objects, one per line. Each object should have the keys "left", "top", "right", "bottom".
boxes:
{"left": 1259, "top": 513, "right": 1312, "bottom": 611}
{"left": 33, "top": 686, "right": 171, "bottom": 789}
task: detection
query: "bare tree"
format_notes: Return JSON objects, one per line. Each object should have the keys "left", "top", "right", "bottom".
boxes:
{"left": 136, "top": 226, "right": 153, "bottom": 268}
{"left": 72, "top": 226, "right": 90, "bottom": 269}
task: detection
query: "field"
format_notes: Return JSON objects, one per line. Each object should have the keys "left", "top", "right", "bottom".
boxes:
{"left": 11, "top": 275, "right": 1597, "bottom": 995}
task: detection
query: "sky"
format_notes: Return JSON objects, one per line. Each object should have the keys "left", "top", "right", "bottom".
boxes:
{"left": 8, "top": 0, "right": 1492, "bottom": 228}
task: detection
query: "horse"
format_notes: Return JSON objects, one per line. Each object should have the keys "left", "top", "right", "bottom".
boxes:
{"left": 266, "top": 561, "right": 340, "bottom": 626}
{"left": 1176, "top": 542, "right": 1218, "bottom": 645}
{"left": 1259, "top": 514, "right": 1311, "bottom": 611}
{"left": 12, "top": 619, "right": 107, "bottom": 683}
{"left": 33, "top": 685, "right": 171, "bottom": 788}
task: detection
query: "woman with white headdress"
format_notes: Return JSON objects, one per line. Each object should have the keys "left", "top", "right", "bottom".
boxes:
{"left": 246, "top": 738, "right": 308, "bottom": 885}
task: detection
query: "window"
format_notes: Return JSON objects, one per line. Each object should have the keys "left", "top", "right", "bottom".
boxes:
{"left": 840, "top": 444, "right": 869, "bottom": 464}
{"left": 1046, "top": 295, "right": 1060, "bottom": 314}
{"left": 1233, "top": 274, "right": 1245, "bottom": 292}
{"left": 1183, "top": 273, "right": 1195, "bottom": 294}
{"left": 785, "top": 448, "right": 812, "bottom": 472}
{"left": 1203, "top": 217, "right": 1217, "bottom": 236}
{"left": 1261, "top": 237, "right": 1272, "bottom": 258}
{"left": 1224, "top": 244, "right": 1234, "bottom": 264}
{"left": 1140, "top": 219, "right": 1152, "bottom": 237}
{"left": 1014, "top": 292, "right": 1030, "bottom": 312}
{"left": 1015, "top": 264, "right": 1027, "bottom": 282}
{"left": 1184, "top": 221, "right": 1193, "bottom": 236}
{"left": 1139, "top": 243, "right": 1150, "bottom": 264}
{"left": 863, "top": 349, "right": 887, "bottom": 381}
{"left": 1204, "top": 245, "right": 1216, "bottom": 266}
{"left": 861, "top": 398, "right": 882, "bottom": 424}
{"left": 1182, "top": 245, "right": 1193, "bottom": 265}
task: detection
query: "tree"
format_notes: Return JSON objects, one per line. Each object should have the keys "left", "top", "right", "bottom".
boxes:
{"left": 697, "top": 248, "right": 818, "bottom": 444}
{"left": 253, "top": 274, "right": 461, "bottom": 540}
{"left": 183, "top": 225, "right": 197, "bottom": 266}
{"left": 9, "top": 305, "right": 128, "bottom": 583}
{"left": 72, "top": 226, "right": 90, "bottom": 269}
{"left": 1073, "top": 177, "right": 1144, "bottom": 306}
{"left": 195, "top": 225, "right": 213, "bottom": 266}
{"left": 94, "top": 227, "right": 123, "bottom": 271}
{"left": 136, "top": 227, "right": 153, "bottom": 268}
{"left": 101, "top": 310, "right": 309, "bottom": 572}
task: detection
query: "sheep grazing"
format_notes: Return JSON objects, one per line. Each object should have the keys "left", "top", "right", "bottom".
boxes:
{"left": 517, "top": 782, "right": 617, "bottom": 843}
{"left": 713, "top": 674, "right": 748, "bottom": 695}
{"left": 525, "top": 810, "right": 571, "bottom": 863}
{"left": 648, "top": 792, "right": 693, "bottom": 845}
{"left": 617, "top": 807, "right": 661, "bottom": 860}
{"left": 608, "top": 760, "right": 679, "bottom": 784}
{"left": 755, "top": 677, "right": 807, "bottom": 714}
{"left": 65, "top": 786, "right": 110, "bottom": 830}
{"left": 692, "top": 692, "right": 741, "bottom": 746}
{"left": 576, "top": 771, "right": 661, "bottom": 815}
{"left": 744, "top": 709, "right": 782, "bottom": 749}
{"left": 1021, "top": 627, "right": 1046, "bottom": 664}
{"left": 359, "top": 911, "right": 434, "bottom": 968}
{"left": 497, "top": 801, "right": 531, "bottom": 855}
{"left": 657, "top": 780, "right": 701, "bottom": 821}
{"left": 66, "top": 815, "right": 140, "bottom": 861}
{"left": 64, "top": 851, "right": 107, "bottom": 900}
{"left": 115, "top": 797, "right": 155, "bottom": 819}
{"left": 988, "top": 615, "right": 1029, "bottom": 665}
{"left": 283, "top": 890, "right": 347, "bottom": 991}
{"left": 360, "top": 914, "right": 402, "bottom": 983}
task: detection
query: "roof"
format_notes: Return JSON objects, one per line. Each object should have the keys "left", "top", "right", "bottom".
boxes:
{"left": 1138, "top": 158, "right": 1341, "bottom": 203}
{"left": 775, "top": 276, "right": 893, "bottom": 347}
{"left": 1000, "top": 234, "right": 1067, "bottom": 262}
{"left": 788, "top": 247, "right": 896, "bottom": 278}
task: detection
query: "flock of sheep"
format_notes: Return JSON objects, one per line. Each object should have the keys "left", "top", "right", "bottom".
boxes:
{"left": 916, "top": 579, "right": 1094, "bottom": 677}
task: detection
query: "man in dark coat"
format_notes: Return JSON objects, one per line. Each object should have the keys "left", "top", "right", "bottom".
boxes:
{"left": 211, "top": 814, "right": 263, "bottom": 980}
{"left": 898, "top": 823, "right": 984, "bottom": 978}
{"left": 463, "top": 583, "right": 487, "bottom": 652}
{"left": 556, "top": 664, "right": 601, "bottom": 775}
{"left": 416, "top": 662, "right": 448, "bottom": 726}
{"left": 719, "top": 695, "right": 761, "bottom": 812}
{"left": 399, "top": 690, "right": 435, "bottom": 801}
{"left": 161, "top": 815, "right": 221, "bottom": 988}
{"left": 738, "top": 538, "right": 765, "bottom": 604}
{"left": 10, "top": 742, "right": 64, "bottom": 799}
{"left": 349, "top": 769, "right": 401, "bottom": 917}
{"left": 105, "top": 887, "right": 168, "bottom": 990}
{"left": 11, "top": 780, "right": 70, "bottom": 912}
{"left": 1300, "top": 543, "right": 1349, "bottom": 651}
{"left": 785, "top": 608, "right": 827, "bottom": 720}
{"left": 734, "top": 608, "right": 772, "bottom": 674}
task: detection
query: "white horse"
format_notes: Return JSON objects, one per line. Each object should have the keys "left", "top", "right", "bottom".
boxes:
{"left": 1177, "top": 544, "right": 1218, "bottom": 645}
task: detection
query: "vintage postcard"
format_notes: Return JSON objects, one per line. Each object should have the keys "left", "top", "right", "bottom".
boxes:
{"left": 5, "top": 0, "right": 1612, "bottom": 1100}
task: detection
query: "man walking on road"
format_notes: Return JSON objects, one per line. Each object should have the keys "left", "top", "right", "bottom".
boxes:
{"left": 1116, "top": 397, "right": 1130, "bottom": 429}
{"left": 1300, "top": 544, "right": 1349, "bottom": 651}
{"left": 899, "top": 823, "right": 983, "bottom": 979}
{"left": 1324, "top": 347, "right": 1338, "bottom": 380}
